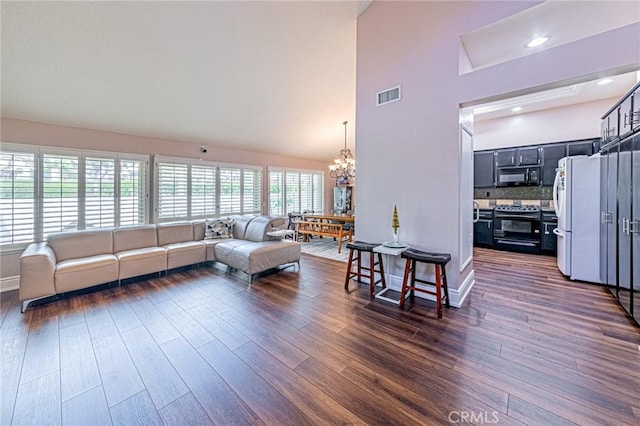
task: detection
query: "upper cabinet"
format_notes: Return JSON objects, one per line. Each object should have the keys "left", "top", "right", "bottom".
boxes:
{"left": 517, "top": 147, "right": 540, "bottom": 166}
{"left": 633, "top": 86, "right": 640, "bottom": 133}
{"left": 495, "top": 149, "right": 515, "bottom": 167}
{"left": 474, "top": 151, "right": 495, "bottom": 187}
{"left": 494, "top": 147, "right": 540, "bottom": 167}
{"left": 541, "top": 143, "right": 566, "bottom": 186}
{"left": 474, "top": 138, "right": 598, "bottom": 188}
{"left": 566, "top": 140, "right": 594, "bottom": 156}
{"left": 619, "top": 93, "right": 633, "bottom": 138}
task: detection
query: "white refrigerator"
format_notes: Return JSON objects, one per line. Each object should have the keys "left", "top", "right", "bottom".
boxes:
{"left": 553, "top": 155, "right": 601, "bottom": 283}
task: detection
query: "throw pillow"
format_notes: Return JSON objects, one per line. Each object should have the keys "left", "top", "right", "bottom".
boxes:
{"left": 205, "top": 217, "right": 235, "bottom": 239}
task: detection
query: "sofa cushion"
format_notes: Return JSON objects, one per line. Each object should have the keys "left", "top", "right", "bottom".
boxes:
{"left": 230, "top": 215, "right": 255, "bottom": 239}
{"left": 205, "top": 217, "right": 235, "bottom": 239}
{"left": 164, "top": 241, "right": 206, "bottom": 270}
{"left": 116, "top": 247, "right": 167, "bottom": 280}
{"left": 48, "top": 229, "right": 114, "bottom": 262}
{"left": 55, "top": 254, "right": 119, "bottom": 293}
{"left": 214, "top": 240, "right": 301, "bottom": 275}
{"left": 113, "top": 225, "right": 158, "bottom": 253}
{"left": 157, "top": 222, "right": 194, "bottom": 246}
{"left": 202, "top": 239, "right": 225, "bottom": 261}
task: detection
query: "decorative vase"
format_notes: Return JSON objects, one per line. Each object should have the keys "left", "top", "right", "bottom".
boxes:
{"left": 384, "top": 204, "right": 405, "bottom": 248}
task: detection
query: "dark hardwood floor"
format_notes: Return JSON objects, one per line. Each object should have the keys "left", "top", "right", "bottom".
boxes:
{"left": 1, "top": 248, "right": 639, "bottom": 425}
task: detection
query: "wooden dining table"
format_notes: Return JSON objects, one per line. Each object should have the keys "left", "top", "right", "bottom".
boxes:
{"left": 302, "top": 213, "right": 355, "bottom": 223}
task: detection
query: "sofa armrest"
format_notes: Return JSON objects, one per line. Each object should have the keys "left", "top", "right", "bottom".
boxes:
{"left": 19, "top": 243, "right": 57, "bottom": 304}
{"left": 244, "top": 216, "right": 287, "bottom": 242}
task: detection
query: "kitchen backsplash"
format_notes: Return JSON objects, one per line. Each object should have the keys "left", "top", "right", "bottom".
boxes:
{"left": 474, "top": 186, "right": 553, "bottom": 201}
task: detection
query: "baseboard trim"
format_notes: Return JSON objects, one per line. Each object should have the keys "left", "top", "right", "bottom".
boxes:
{"left": 382, "top": 269, "right": 475, "bottom": 308}
{"left": 449, "top": 270, "right": 474, "bottom": 308}
{"left": 1, "top": 275, "right": 19, "bottom": 293}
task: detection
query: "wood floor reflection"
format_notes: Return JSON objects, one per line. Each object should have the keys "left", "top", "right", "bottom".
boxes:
{"left": 1, "top": 248, "right": 638, "bottom": 425}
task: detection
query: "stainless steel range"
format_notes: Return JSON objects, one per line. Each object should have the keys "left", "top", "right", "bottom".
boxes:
{"left": 493, "top": 204, "right": 542, "bottom": 253}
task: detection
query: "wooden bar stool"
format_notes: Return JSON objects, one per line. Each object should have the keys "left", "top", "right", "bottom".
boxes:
{"left": 344, "top": 241, "right": 386, "bottom": 297}
{"left": 399, "top": 248, "right": 451, "bottom": 318}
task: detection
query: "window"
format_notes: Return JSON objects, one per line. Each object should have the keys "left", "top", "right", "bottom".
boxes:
{"left": 191, "top": 165, "right": 216, "bottom": 217}
{"left": 0, "top": 150, "right": 35, "bottom": 245}
{"left": 0, "top": 144, "right": 149, "bottom": 248}
{"left": 119, "top": 159, "right": 147, "bottom": 226}
{"left": 268, "top": 168, "right": 324, "bottom": 215}
{"left": 42, "top": 153, "right": 79, "bottom": 236}
{"left": 85, "top": 156, "right": 115, "bottom": 229}
{"left": 154, "top": 156, "right": 262, "bottom": 222}
{"left": 157, "top": 161, "right": 189, "bottom": 220}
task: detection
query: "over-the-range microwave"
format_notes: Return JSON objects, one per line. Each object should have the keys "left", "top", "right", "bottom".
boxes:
{"left": 496, "top": 167, "right": 540, "bottom": 186}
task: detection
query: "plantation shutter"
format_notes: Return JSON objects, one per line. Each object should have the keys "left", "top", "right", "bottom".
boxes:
{"left": 157, "top": 161, "right": 188, "bottom": 219}
{"left": 267, "top": 168, "right": 323, "bottom": 215}
{"left": 242, "top": 168, "right": 262, "bottom": 215}
{"left": 285, "top": 172, "right": 300, "bottom": 213}
{"left": 312, "top": 173, "right": 323, "bottom": 212}
{"left": 0, "top": 150, "right": 35, "bottom": 245}
{"left": 219, "top": 166, "right": 241, "bottom": 214}
{"left": 85, "top": 157, "right": 115, "bottom": 228}
{"left": 300, "top": 173, "right": 313, "bottom": 213}
{"left": 191, "top": 164, "right": 216, "bottom": 217}
{"left": 42, "top": 153, "right": 79, "bottom": 237}
{"left": 119, "top": 158, "right": 146, "bottom": 225}
{"left": 269, "top": 171, "right": 284, "bottom": 215}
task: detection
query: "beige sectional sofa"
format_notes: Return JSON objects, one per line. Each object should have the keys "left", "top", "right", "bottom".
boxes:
{"left": 19, "top": 215, "right": 300, "bottom": 312}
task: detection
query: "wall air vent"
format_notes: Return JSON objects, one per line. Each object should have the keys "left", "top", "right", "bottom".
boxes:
{"left": 376, "top": 86, "right": 401, "bottom": 106}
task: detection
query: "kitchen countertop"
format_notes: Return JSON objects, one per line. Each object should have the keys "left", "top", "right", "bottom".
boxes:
{"left": 474, "top": 199, "right": 554, "bottom": 210}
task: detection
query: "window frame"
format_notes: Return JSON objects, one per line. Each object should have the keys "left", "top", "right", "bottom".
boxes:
{"left": 0, "top": 143, "right": 149, "bottom": 250}
{"left": 154, "top": 155, "right": 263, "bottom": 223}
{"left": 267, "top": 167, "right": 324, "bottom": 216}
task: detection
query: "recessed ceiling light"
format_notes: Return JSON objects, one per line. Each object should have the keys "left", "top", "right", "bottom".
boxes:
{"left": 527, "top": 37, "right": 548, "bottom": 48}
{"left": 597, "top": 78, "right": 613, "bottom": 86}
{"left": 512, "top": 107, "right": 522, "bottom": 113}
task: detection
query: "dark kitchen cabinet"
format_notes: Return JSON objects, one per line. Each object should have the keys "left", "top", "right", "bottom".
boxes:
{"left": 474, "top": 209, "right": 493, "bottom": 247}
{"left": 601, "top": 144, "right": 618, "bottom": 290}
{"left": 566, "top": 140, "right": 594, "bottom": 156}
{"left": 496, "top": 150, "right": 515, "bottom": 167}
{"left": 542, "top": 143, "right": 566, "bottom": 186}
{"left": 601, "top": 108, "right": 619, "bottom": 147}
{"left": 474, "top": 151, "right": 495, "bottom": 187}
{"left": 619, "top": 94, "right": 633, "bottom": 138}
{"left": 517, "top": 147, "right": 540, "bottom": 165}
{"left": 495, "top": 147, "right": 539, "bottom": 167}
{"left": 617, "top": 138, "right": 633, "bottom": 317}
{"left": 600, "top": 82, "right": 640, "bottom": 325}
{"left": 541, "top": 212, "right": 557, "bottom": 255}
{"left": 632, "top": 87, "right": 640, "bottom": 133}
{"left": 632, "top": 133, "right": 640, "bottom": 326}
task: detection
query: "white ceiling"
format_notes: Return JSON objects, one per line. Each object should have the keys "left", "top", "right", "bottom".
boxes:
{"left": 461, "top": 0, "right": 640, "bottom": 71}
{"left": 461, "top": 0, "right": 640, "bottom": 122}
{"left": 2, "top": 1, "right": 638, "bottom": 161}
{"left": 1, "top": 1, "right": 371, "bottom": 161}
{"left": 474, "top": 70, "right": 640, "bottom": 121}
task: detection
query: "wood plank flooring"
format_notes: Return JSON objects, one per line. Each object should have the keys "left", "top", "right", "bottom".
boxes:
{"left": 1, "top": 248, "right": 639, "bottom": 425}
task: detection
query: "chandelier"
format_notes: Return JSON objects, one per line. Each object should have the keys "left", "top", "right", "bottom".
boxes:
{"left": 329, "top": 121, "right": 355, "bottom": 180}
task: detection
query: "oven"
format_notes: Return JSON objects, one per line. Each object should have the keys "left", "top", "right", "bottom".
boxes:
{"left": 493, "top": 208, "right": 541, "bottom": 254}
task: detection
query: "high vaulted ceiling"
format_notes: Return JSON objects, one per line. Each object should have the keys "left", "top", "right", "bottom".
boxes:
{"left": 1, "top": 1, "right": 371, "bottom": 161}
{"left": 3, "top": 1, "right": 638, "bottom": 161}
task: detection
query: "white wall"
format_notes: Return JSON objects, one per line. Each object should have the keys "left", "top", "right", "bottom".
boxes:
{"left": 474, "top": 98, "right": 617, "bottom": 151}
{"left": 355, "top": 1, "right": 640, "bottom": 306}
